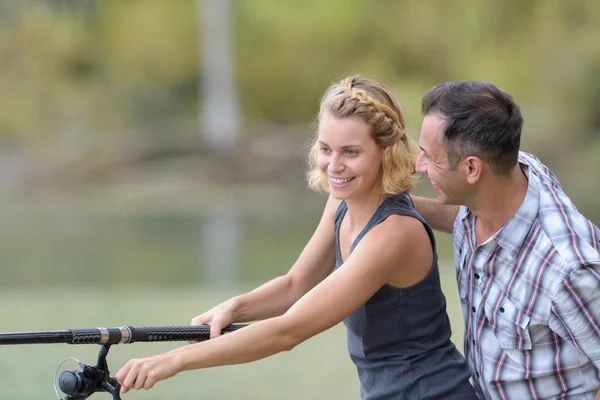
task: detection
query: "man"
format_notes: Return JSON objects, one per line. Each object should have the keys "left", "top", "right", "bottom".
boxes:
{"left": 412, "top": 81, "right": 600, "bottom": 400}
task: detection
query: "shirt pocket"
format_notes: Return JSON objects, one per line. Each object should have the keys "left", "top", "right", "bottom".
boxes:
{"left": 483, "top": 296, "right": 532, "bottom": 351}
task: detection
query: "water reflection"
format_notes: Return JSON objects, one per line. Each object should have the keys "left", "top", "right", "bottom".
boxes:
{"left": 201, "top": 201, "right": 239, "bottom": 287}
{"left": 0, "top": 202, "right": 455, "bottom": 289}
{"left": 0, "top": 205, "right": 320, "bottom": 288}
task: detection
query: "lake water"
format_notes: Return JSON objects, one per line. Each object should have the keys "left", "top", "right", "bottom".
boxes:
{"left": 0, "top": 201, "right": 463, "bottom": 399}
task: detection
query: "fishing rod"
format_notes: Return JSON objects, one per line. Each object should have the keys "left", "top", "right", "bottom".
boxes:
{"left": 0, "top": 324, "right": 246, "bottom": 400}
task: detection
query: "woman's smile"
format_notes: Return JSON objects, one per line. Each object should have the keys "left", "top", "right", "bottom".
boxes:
{"left": 329, "top": 176, "right": 356, "bottom": 188}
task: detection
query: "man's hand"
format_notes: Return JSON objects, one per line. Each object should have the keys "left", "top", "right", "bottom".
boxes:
{"left": 594, "top": 388, "right": 599, "bottom": 400}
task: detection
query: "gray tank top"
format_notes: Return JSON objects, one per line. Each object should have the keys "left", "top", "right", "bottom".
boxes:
{"left": 334, "top": 194, "right": 476, "bottom": 400}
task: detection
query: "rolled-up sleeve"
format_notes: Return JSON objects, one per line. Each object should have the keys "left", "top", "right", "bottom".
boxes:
{"left": 550, "top": 264, "right": 600, "bottom": 372}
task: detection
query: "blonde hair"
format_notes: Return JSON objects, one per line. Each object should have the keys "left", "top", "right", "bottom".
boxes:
{"left": 307, "top": 75, "right": 418, "bottom": 195}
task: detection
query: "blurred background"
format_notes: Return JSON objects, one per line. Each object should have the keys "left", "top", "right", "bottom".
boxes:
{"left": 0, "top": 0, "right": 599, "bottom": 398}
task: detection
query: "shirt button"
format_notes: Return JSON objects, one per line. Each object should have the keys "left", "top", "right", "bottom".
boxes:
{"left": 474, "top": 273, "right": 480, "bottom": 279}
{"left": 472, "top": 340, "right": 476, "bottom": 346}
{"left": 476, "top": 372, "right": 480, "bottom": 378}
{"left": 499, "top": 307, "right": 505, "bottom": 313}
{"left": 471, "top": 306, "right": 476, "bottom": 312}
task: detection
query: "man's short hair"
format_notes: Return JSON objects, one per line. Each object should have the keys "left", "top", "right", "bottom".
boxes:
{"left": 421, "top": 81, "right": 523, "bottom": 174}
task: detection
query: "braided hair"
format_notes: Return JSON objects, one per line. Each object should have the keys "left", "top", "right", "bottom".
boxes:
{"left": 307, "top": 75, "right": 418, "bottom": 195}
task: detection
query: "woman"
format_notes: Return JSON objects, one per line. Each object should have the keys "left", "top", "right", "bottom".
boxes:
{"left": 116, "top": 76, "right": 477, "bottom": 399}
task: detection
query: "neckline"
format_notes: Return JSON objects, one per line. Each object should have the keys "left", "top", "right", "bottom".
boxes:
{"left": 335, "top": 196, "right": 394, "bottom": 265}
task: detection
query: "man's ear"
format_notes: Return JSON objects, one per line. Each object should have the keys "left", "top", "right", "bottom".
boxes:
{"left": 464, "top": 156, "right": 483, "bottom": 184}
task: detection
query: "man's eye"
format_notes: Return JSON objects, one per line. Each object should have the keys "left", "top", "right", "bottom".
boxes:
{"left": 345, "top": 150, "right": 356, "bottom": 156}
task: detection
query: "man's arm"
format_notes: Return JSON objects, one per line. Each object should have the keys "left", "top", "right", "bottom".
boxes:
{"left": 410, "top": 195, "right": 459, "bottom": 234}
{"left": 549, "top": 264, "right": 600, "bottom": 395}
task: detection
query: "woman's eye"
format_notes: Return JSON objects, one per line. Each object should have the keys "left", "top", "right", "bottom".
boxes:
{"left": 345, "top": 149, "right": 357, "bottom": 156}
{"left": 320, "top": 147, "right": 331, "bottom": 154}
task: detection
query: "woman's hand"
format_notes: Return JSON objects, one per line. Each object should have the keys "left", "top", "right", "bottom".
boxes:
{"left": 190, "top": 299, "right": 237, "bottom": 340}
{"left": 116, "top": 352, "right": 181, "bottom": 394}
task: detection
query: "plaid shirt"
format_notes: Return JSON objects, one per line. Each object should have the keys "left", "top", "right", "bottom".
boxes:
{"left": 453, "top": 152, "right": 600, "bottom": 400}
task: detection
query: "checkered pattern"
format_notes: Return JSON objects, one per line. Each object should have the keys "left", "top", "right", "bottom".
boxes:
{"left": 453, "top": 152, "right": 600, "bottom": 399}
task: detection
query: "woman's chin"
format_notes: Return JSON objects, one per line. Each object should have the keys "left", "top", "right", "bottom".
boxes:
{"left": 330, "top": 193, "right": 349, "bottom": 201}
{"left": 329, "top": 189, "right": 352, "bottom": 201}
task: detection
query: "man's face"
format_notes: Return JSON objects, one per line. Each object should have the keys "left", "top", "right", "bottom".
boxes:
{"left": 415, "top": 114, "right": 468, "bottom": 205}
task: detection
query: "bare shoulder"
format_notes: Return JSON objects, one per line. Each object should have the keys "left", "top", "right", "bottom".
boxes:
{"left": 365, "top": 214, "right": 430, "bottom": 253}
{"left": 356, "top": 215, "right": 433, "bottom": 287}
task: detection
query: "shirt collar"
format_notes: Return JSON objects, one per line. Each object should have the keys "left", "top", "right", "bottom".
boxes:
{"left": 461, "top": 162, "right": 540, "bottom": 257}
{"left": 495, "top": 163, "right": 540, "bottom": 256}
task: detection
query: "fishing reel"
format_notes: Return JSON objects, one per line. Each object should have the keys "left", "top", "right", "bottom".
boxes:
{"left": 56, "top": 344, "right": 121, "bottom": 400}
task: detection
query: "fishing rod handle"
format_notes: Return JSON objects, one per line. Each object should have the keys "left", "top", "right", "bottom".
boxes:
{"left": 0, "top": 324, "right": 246, "bottom": 345}
{"left": 70, "top": 324, "right": 246, "bottom": 345}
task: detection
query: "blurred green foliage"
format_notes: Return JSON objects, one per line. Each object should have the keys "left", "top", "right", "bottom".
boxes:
{"left": 0, "top": 0, "right": 598, "bottom": 220}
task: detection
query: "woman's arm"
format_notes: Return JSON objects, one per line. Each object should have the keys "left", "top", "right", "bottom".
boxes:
{"left": 410, "top": 195, "right": 459, "bottom": 234}
{"left": 233, "top": 195, "right": 341, "bottom": 321}
{"left": 116, "top": 214, "right": 423, "bottom": 392}
{"left": 191, "top": 196, "right": 341, "bottom": 338}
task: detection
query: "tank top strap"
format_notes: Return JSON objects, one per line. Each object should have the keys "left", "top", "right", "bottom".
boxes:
{"left": 334, "top": 194, "right": 437, "bottom": 257}
{"left": 334, "top": 199, "right": 349, "bottom": 234}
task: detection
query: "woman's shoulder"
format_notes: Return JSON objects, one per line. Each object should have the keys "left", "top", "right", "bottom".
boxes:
{"left": 361, "top": 213, "right": 435, "bottom": 288}
{"left": 375, "top": 194, "right": 427, "bottom": 225}
{"left": 367, "top": 196, "right": 436, "bottom": 261}
{"left": 366, "top": 214, "right": 430, "bottom": 253}
{"left": 382, "top": 193, "right": 418, "bottom": 213}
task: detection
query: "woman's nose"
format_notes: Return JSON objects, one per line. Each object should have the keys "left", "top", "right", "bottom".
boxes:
{"left": 415, "top": 152, "right": 426, "bottom": 173}
{"left": 328, "top": 154, "right": 345, "bottom": 173}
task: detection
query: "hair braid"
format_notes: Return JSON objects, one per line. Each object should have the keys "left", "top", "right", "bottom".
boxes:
{"left": 308, "top": 75, "right": 418, "bottom": 195}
